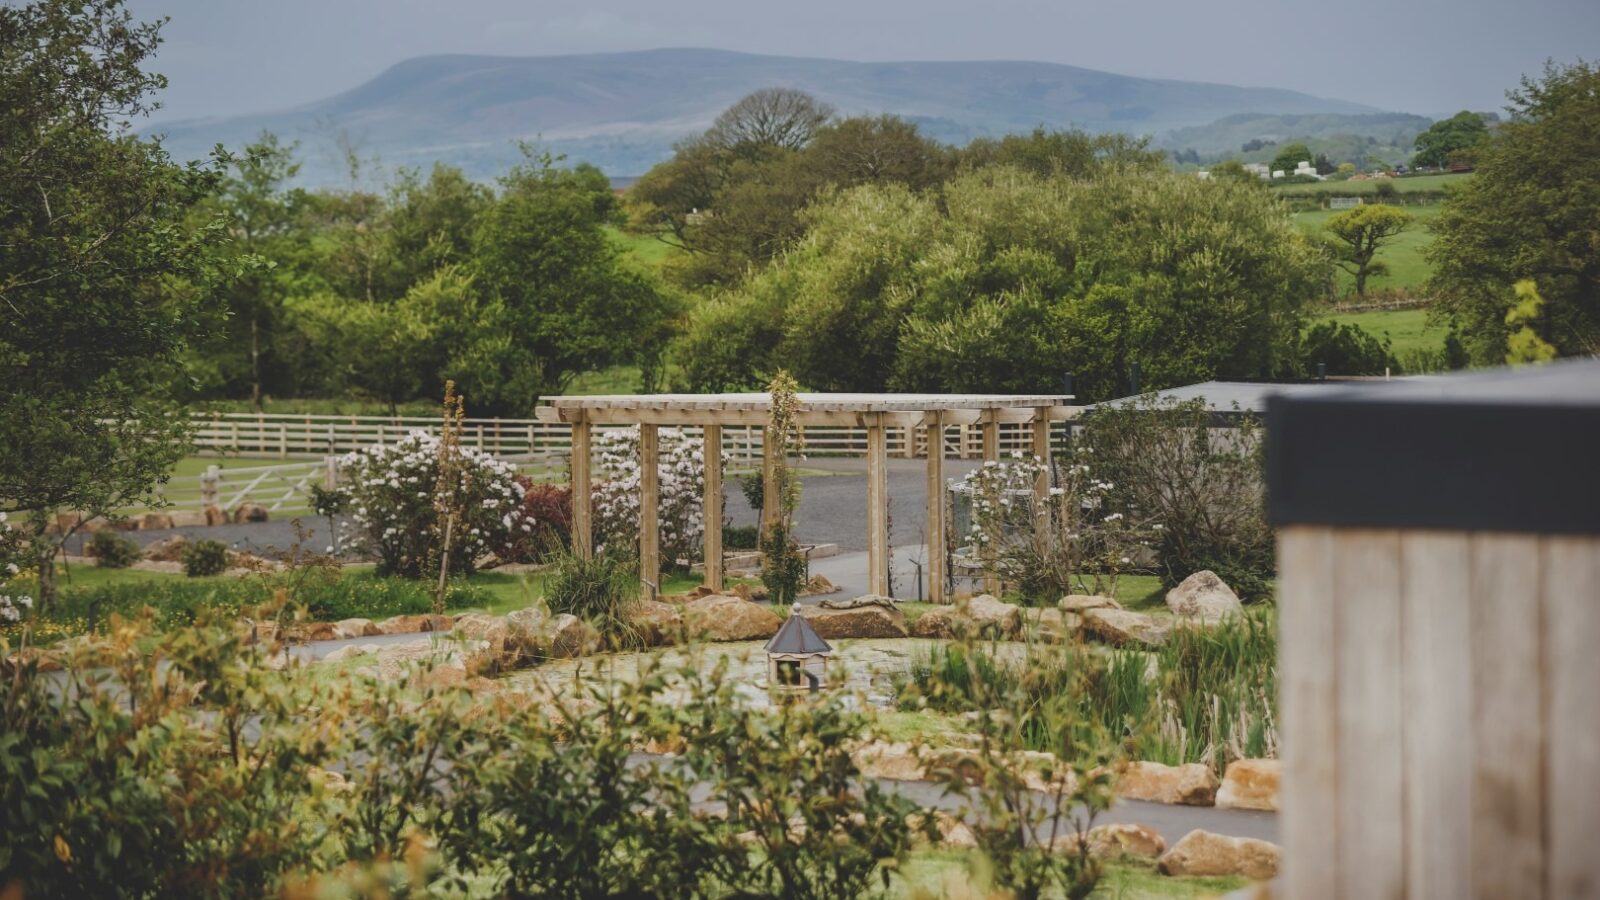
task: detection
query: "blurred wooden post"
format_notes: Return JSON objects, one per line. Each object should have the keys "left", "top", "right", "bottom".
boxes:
{"left": 761, "top": 424, "right": 779, "bottom": 537}
{"left": 639, "top": 423, "right": 659, "bottom": 600}
{"left": 980, "top": 410, "right": 1000, "bottom": 594}
{"left": 925, "top": 413, "right": 947, "bottom": 603}
{"left": 702, "top": 423, "right": 723, "bottom": 591}
{"left": 322, "top": 455, "right": 337, "bottom": 491}
{"left": 201, "top": 465, "right": 221, "bottom": 508}
{"left": 1032, "top": 409, "right": 1052, "bottom": 549}
{"left": 867, "top": 413, "right": 889, "bottom": 596}
{"left": 570, "top": 414, "right": 592, "bottom": 559}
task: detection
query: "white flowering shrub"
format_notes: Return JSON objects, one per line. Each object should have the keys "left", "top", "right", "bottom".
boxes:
{"left": 337, "top": 431, "right": 528, "bottom": 578}
{"left": 0, "top": 511, "right": 31, "bottom": 624}
{"left": 954, "top": 450, "right": 1159, "bottom": 602}
{"left": 591, "top": 427, "right": 727, "bottom": 571}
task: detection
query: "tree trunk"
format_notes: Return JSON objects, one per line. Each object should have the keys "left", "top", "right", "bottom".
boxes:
{"left": 250, "top": 315, "right": 262, "bottom": 412}
{"left": 35, "top": 547, "right": 57, "bottom": 612}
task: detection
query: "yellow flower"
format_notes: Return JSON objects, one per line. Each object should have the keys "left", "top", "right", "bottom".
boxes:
{"left": 54, "top": 834, "right": 71, "bottom": 864}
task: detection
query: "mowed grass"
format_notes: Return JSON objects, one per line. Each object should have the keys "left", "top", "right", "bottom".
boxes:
{"left": 892, "top": 850, "right": 1249, "bottom": 898}
{"left": 1273, "top": 171, "right": 1473, "bottom": 197}
{"left": 604, "top": 225, "right": 681, "bottom": 272}
{"left": 1292, "top": 204, "right": 1440, "bottom": 294}
{"left": 1314, "top": 306, "right": 1445, "bottom": 357}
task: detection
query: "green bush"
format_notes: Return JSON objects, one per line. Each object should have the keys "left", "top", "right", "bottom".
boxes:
{"left": 543, "top": 548, "right": 640, "bottom": 647}
{"left": 292, "top": 573, "right": 494, "bottom": 622}
{"left": 722, "top": 523, "right": 760, "bottom": 550}
{"left": 181, "top": 539, "right": 230, "bottom": 577}
{"left": 87, "top": 530, "right": 141, "bottom": 569}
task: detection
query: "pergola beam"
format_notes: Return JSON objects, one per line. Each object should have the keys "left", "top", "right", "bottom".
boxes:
{"left": 537, "top": 404, "right": 1081, "bottom": 428}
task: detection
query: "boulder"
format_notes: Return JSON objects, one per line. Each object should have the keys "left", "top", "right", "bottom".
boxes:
{"left": 908, "top": 811, "right": 978, "bottom": 849}
{"left": 1216, "top": 759, "right": 1281, "bottom": 811}
{"left": 1115, "top": 761, "right": 1219, "bottom": 806}
{"left": 683, "top": 594, "right": 782, "bottom": 641}
{"left": 628, "top": 601, "right": 683, "bottom": 647}
{"left": 1157, "top": 829, "right": 1281, "bottom": 880}
{"left": 798, "top": 603, "right": 908, "bottom": 639}
{"left": 799, "top": 574, "right": 838, "bottom": 596}
{"left": 419, "top": 664, "right": 469, "bottom": 692}
{"left": 1049, "top": 823, "right": 1167, "bottom": 860}
{"left": 1027, "top": 608, "right": 1078, "bottom": 643}
{"left": 852, "top": 741, "right": 927, "bottom": 781}
{"left": 1061, "top": 594, "right": 1121, "bottom": 612}
{"left": 203, "top": 505, "right": 229, "bottom": 527}
{"left": 910, "top": 593, "right": 1022, "bottom": 639}
{"left": 323, "top": 643, "right": 379, "bottom": 663}
{"left": 378, "top": 613, "right": 452, "bottom": 634}
{"left": 819, "top": 593, "right": 896, "bottom": 610}
{"left": 232, "top": 503, "right": 269, "bottom": 524}
{"left": 730, "top": 583, "right": 770, "bottom": 603}
{"left": 1165, "top": 570, "right": 1244, "bottom": 622}
{"left": 1080, "top": 608, "right": 1170, "bottom": 648}
{"left": 544, "top": 613, "right": 595, "bottom": 658}
{"left": 924, "top": 748, "right": 1075, "bottom": 794}
{"left": 296, "top": 622, "right": 339, "bottom": 642}
{"left": 452, "top": 613, "right": 507, "bottom": 642}
{"left": 169, "top": 510, "right": 209, "bottom": 528}
{"left": 138, "top": 512, "right": 174, "bottom": 531}
{"left": 333, "top": 618, "right": 381, "bottom": 640}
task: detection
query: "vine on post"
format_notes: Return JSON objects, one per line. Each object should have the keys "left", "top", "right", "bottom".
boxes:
{"left": 760, "top": 372, "right": 807, "bottom": 606}
{"left": 431, "top": 381, "right": 468, "bottom": 614}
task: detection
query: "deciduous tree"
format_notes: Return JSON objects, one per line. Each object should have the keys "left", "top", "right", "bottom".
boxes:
{"left": 1323, "top": 203, "right": 1413, "bottom": 295}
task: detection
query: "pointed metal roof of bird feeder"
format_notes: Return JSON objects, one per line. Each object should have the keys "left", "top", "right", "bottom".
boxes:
{"left": 765, "top": 613, "right": 833, "bottom": 655}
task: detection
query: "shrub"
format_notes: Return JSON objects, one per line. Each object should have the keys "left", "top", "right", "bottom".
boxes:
{"left": 739, "top": 471, "right": 764, "bottom": 512}
{"left": 292, "top": 572, "right": 494, "bottom": 622}
{"left": 722, "top": 523, "right": 760, "bottom": 550}
{"left": 591, "top": 426, "right": 726, "bottom": 571}
{"left": 499, "top": 478, "right": 572, "bottom": 563}
{"left": 182, "top": 539, "right": 230, "bottom": 577}
{"left": 87, "top": 530, "right": 141, "bottom": 569}
{"left": 543, "top": 547, "right": 640, "bottom": 647}
{"left": 337, "top": 430, "right": 527, "bottom": 578}
{"left": 1298, "top": 320, "right": 1397, "bottom": 375}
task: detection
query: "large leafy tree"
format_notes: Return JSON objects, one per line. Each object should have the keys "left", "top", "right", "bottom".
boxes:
{"left": 1428, "top": 61, "right": 1600, "bottom": 363}
{"left": 1323, "top": 203, "right": 1413, "bottom": 296}
{"left": 0, "top": 0, "right": 226, "bottom": 604}
{"left": 1412, "top": 110, "right": 1490, "bottom": 168}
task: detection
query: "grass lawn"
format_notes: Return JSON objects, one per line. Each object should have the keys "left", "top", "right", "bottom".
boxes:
{"left": 1292, "top": 204, "right": 1440, "bottom": 294}
{"left": 893, "top": 849, "right": 1249, "bottom": 898}
{"left": 605, "top": 225, "right": 681, "bottom": 271}
{"left": 1273, "top": 171, "right": 1473, "bottom": 197}
{"left": 1313, "top": 306, "right": 1445, "bottom": 357}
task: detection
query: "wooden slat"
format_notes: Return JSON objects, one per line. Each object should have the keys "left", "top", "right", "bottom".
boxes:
{"left": 1278, "top": 526, "right": 1341, "bottom": 900}
{"left": 702, "top": 424, "right": 723, "bottom": 592}
{"left": 867, "top": 414, "right": 889, "bottom": 597}
{"left": 1401, "top": 531, "right": 1475, "bottom": 900}
{"left": 1543, "top": 534, "right": 1600, "bottom": 900}
{"left": 926, "top": 414, "right": 946, "bottom": 604}
{"left": 1469, "top": 533, "right": 1545, "bottom": 899}
{"left": 1333, "top": 529, "right": 1405, "bottom": 900}
{"left": 570, "top": 417, "right": 592, "bottom": 559}
{"left": 638, "top": 424, "right": 660, "bottom": 600}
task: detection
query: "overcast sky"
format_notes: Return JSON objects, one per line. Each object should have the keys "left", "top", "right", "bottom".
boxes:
{"left": 126, "top": 0, "right": 1598, "bottom": 123}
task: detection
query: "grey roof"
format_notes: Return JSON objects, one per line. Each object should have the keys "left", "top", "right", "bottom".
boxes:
{"left": 1084, "top": 377, "right": 1436, "bottom": 415}
{"left": 1289, "top": 356, "right": 1600, "bottom": 408}
{"left": 765, "top": 614, "right": 832, "bottom": 655}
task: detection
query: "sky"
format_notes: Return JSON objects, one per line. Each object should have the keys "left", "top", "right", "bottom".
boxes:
{"left": 126, "top": 0, "right": 1599, "bottom": 124}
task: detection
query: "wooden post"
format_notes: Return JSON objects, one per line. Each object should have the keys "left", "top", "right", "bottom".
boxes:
{"left": 761, "top": 424, "right": 779, "bottom": 537}
{"left": 926, "top": 413, "right": 947, "bottom": 604}
{"left": 867, "top": 413, "right": 890, "bottom": 597}
{"left": 702, "top": 423, "right": 723, "bottom": 591}
{"left": 201, "top": 465, "right": 221, "bottom": 509}
{"left": 322, "top": 455, "right": 337, "bottom": 492}
{"left": 980, "top": 410, "right": 1000, "bottom": 594}
{"left": 571, "top": 415, "right": 592, "bottom": 559}
{"left": 1031, "top": 410, "right": 1051, "bottom": 548}
{"left": 639, "top": 423, "right": 660, "bottom": 600}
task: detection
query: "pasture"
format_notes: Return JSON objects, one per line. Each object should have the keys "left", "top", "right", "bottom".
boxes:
{"left": 1272, "top": 171, "right": 1473, "bottom": 197}
{"left": 1292, "top": 204, "right": 1440, "bottom": 294}
{"left": 1312, "top": 306, "right": 1445, "bottom": 357}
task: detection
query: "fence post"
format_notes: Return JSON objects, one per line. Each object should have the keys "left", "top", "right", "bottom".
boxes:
{"left": 201, "top": 465, "right": 220, "bottom": 511}
{"left": 323, "top": 455, "right": 338, "bottom": 492}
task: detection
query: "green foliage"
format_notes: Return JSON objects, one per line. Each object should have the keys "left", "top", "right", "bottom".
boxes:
{"left": 1075, "top": 396, "right": 1274, "bottom": 598}
{"left": 1412, "top": 110, "right": 1490, "bottom": 168}
{"left": 761, "top": 373, "right": 808, "bottom": 605}
{"left": 1322, "top": 203, "right": 1413, "bottom": 296}
{"left": 1429, "top": 61, "right": 1600, "bottom": 364}
{"left": 1298, "top": 320, "right": 1397, "bottom": 375}
{"left": 542, "top": 547, "right": 640, "bottom": 647}
{"left": 182, "top": 539, "right": 231, "bottom": 577}
{"left": 1269, "top": 142, "right": 1314, "bottom": 174}
{"left": 87, "top": 531, "right": 141, "bottom": 569}
{"left": 0, "top": 0, "right": 222, "bottom": 605}
{"left": 1504, "top": 279, "right": 1559, "bottom": 365}
{"left": 740, "top": 471, "right": 766, "bottom": 512}
{"left": 683, "top": 166, "right": 1325, "bottom": 401}
{"left": 722, "top": 523, "right": 761, "bottom": 550}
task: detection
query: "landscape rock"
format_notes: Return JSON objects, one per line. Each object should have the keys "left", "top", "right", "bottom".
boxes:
{"left": 910, "top": 593, "right": 1021, "bottom": 639}
{"left": 1060, "top": 594, "right": 1121, "bottom": 612}
{"left": 1049, "top": 823, "right": 1167, "bottom": 860}
{"left": 378, "top": 613, "right": 453, "bottom": 634}
{"left": 683, "top": 594, "right": 782, "bottom": 641}
{"left": 1115, "top": 761, "right": 1219, "bottom": 806}
{"left": 852, "top": 741, "right": 927, "bottom": 781}
{"left": 138, "top": 512, "right": 174, "bottom": 531}
{"left": 333, "top": 618, "right": 381, "bottom": 640}
{"left": 1027, "top": 608, "right": 1079, "bottom": 643}
{"left": 908, "top": 811, "right": 978, "bottom": 849}
{"left": 799, "top": 574, "right": 838, "bottom": 596}
{"left": 543, "top": 613, "right": 595, "bottom": 658}
{"left": 419, "top": 664, "right": 469, "bottom": 691}
{"left": 296, "top": 622, "right": 339, "bottom": 642}
{"left": 452, "top": 613, "right": 506, "bottom": 642}
{"left": 1157, "top": 829, "right": 1281, "bottom": 880}
{"left": 323, "top": 643, "right": 379, "bottom": 663}
{"left": 628, "top": 601, "right": 684, "bottom": 647}
{"left": 1080, "top": 608, "right": 1170, "bottom": 648}
{"left": 730, "top": 583, "right": 770, "bottom": 603}
{"left": 819, "top": 593, "right": 896, "bottom": 610}
{"left": 168, "top": 510, "right": 209, "bottom": 528}
{"left": 1216, "top": 759, "right": 1281, "bottom": 811}
{"left": 797, "top": 602, "right": 908, "bottom": 639}
{"left": 924, "top": 747, "right": 1076, "bottom": 793}
{"left": 232, "top": 503, "right": 270, "bottom": 524}
{"left": 1165, "top": 570, "right": 1244, "bottom": 622}
{"left": 203, "top": 505, "right": 229, "bottom": 526}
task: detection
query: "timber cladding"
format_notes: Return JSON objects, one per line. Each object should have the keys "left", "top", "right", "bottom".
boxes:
{"left": 1269, "top": 359, "right": 1600, "bottom": 900}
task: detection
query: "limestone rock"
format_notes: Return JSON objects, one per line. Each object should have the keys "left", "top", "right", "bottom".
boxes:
{"left": 1157, "top": 829, "right": 1281, "bottom": 880}
{"left": 323, "top": 643, "right": 379, "bottom": 663}
{"left": 333, "top": 618, "right": 381, "bottom": 640}
{"left": 1115, "top": 761, "right": 1219, "bottom": 806}
{"left": 138, "top": 512, "right": 174, "bottom": 531}
{"left": 1088, "top": 823, "right": 1167, "bottom": 859}
{"left": 544, "top": 613, "right": 595, "bottom": 658}
{"left": 797, "top": 602, "right": 908, "bottom": 639}
{"left": 1216, "top": 759, "right": 1280, "bottom": 811}
{"left": 910, "top": 593, "right": 1021, "bottom": 639}
{"left": 419, "top": 664, "right": 469, "bottom": 692}
{"left": 628, "top": 601, "right": 683, "bottom": 647}
{"left": 203, "top": 505, "right": 229, "bottom": 526}
{"left": 1165, "top": 570, "right": 1244, "bottom": 622}
{"left": 908, "top": 811, "right": 977, "bottom": 849}
{"left": 799, "top": 574, "right": 838, "bottom": 596}
{"left": 143, "top": 535, "right": 188, "bottom": 562}
{"left": 852, "top": 741, "right": 926, "bottom": 781}
{"left": 683, "top": 594, "right": 782, "bottom": 641}
{"left": 452, "top": 613, "right": 507, "bottom": 642}
{"left": 818, "top": 593, "right": 895, "bottom": 610}
{"left": 1080, "top": 608, "right": 1170, "bottom": 648}
{"left": 378, "top": 613, "right": 449, "bottom": 635}
{"left": 232, "top": 503, "right": 269, "bottom": 524}
{"left": 297, "top": 622, "right": 339, "bottom": 642}
{"left": 1027, "top": 608, "right": 1078, "bottom": 643}
{"left": 730, "top": 583, "right": 770, "bottom": 603}
{"left": 1061, "top": 594, "right": 1121, "bottom": 612}
{"left": 168, "top": 510, "right": 209, "bottom": 528}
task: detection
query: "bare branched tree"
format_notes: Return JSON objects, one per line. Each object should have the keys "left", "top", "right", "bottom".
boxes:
{"left": 705, "top": 88, "right": 834, "bottom": 157}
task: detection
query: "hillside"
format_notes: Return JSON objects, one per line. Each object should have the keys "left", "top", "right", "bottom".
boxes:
{"left": 148, "top": 47, "right": 1384, "bottom": 184}
{"left": 1157, "top": 111, "right": 1431, "bottom": 165}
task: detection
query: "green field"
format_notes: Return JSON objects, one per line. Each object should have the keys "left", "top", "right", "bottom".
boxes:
{"left": 1313, "top": 306, "right": 1446, "bottom": 357}
{"left": 1292, "top": 204, "right": 1440, "bottom": 294}
{"left": 605, "top": 225, "right": 681, "bottom": 271}
{"left": 1274, "top": 171, "right": 1473, "bottom": 197}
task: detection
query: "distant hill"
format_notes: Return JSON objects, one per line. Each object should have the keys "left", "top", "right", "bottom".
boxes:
{"left": 149, "top": 48, "right": 1388, "bottom": 185}
{"left": 1156, "top": 111, "right": 1433, "bottom": 166}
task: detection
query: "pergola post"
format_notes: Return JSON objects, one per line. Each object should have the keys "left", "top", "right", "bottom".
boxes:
{"left": 926, "top": 412, "right": 947, "bottom": 603}
{"left": 867, "top": 413, "right": 890, "bottom": 597}
{"left": 761, "top": 424, "right": 779, "bottom": 537}
{"left": 571, "top": 413, "right": 592, "bottom": 559}
{"left": 702, "top": 423, "right": 723, "bottom": 591}
{"left": 981, "top": 410, "right": 1001, "bottom": 594}
{"left": 1032, "top": 409, "right": 1052, "bottom": 548}
{"left": 639, "top": 423, "right": 660, "bottom": 600}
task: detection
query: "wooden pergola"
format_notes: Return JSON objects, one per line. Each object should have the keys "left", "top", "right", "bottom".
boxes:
{"left": 535, "top": 393, "right": 1074, "bottom": 601}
